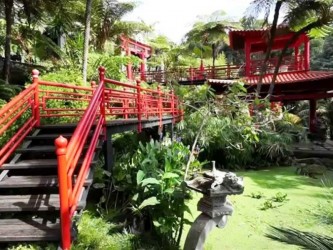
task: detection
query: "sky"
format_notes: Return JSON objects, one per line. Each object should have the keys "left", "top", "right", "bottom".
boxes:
{"left": 120, "top": 0, "right": 254, "bottom": 44}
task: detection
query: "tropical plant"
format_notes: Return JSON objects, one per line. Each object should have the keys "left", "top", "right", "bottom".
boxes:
{"left": 266, "top": 226, "right": 333, "bottom": 250}
{"left": 82, "top": 0, "right": 93, "bottom": 84}
{"left": 110, "top": 138, "right": 201, "bottom": 248}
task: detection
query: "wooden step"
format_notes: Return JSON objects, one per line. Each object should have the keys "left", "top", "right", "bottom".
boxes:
{"left": 0, "top": 175, "right": 93, "bottom": 188}
{"left": 25, "top": 133, "right": 73, "bottom": 140}
{"left": 37, "top": 124, "right": 78, "bottom": 130}
{"left": 16, "top": 143, "right": 102, "bottom": 154}
{"left": 0, "top": 218, "right": 60, "bottom": 242}
{"left": 1, "top": 158, "right": 98, "bottom": 170}
{"left": 0, "top": 194, "right": 85, "bottom": 212}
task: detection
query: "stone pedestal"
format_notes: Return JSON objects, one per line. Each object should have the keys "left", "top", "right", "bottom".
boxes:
{"left": 184, "top": 171, "right": 244, "bottom": 250}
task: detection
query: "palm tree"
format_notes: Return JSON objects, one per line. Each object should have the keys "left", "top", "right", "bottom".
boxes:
{"left": 184, "top": 21, "right": 230, "bottom": 68}
{"left": 246, "top": 0, "right": 287, "bottom": 95}
{"left": 91, "top": 0, "right": 151, "bottom": 51}
{"left": 1, "top": 0, "right": 14, "bottom": 83}
{"left": 82, "top": 0, "right": 92, "bottom": 84}
{"left": 266, "top": 226, "right": 333, "bottom": 250}
{"left": 268, "top": 0, "right": 333, "bottom": 96}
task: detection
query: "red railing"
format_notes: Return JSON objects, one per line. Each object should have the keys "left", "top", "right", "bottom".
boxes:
{"left": 0, "top": 67, "right": 182, "bottom": 250}
{"left": 141, "top": 56, "right": 308, "bottom": 83}
{"left": 55, "top": 67, "right": 106, "bottom": 250}
{"left": 104, "top": 78, "right": 180, "bottom": 131}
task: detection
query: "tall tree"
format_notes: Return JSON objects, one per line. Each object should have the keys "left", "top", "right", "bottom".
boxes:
{"left": 2, "top": 0, "right": 14, "bottom": 83}
{"left": 82, "top": 0, "right": 92, "bottom": 84}
{"left": 268, "top": 0, "right": 333, "bottom": 96}
{"left": 246, "top": 0, "right": 286, "bottom": 95}
{"left": 185, "top": 21, "right": 230, "bottom": 67}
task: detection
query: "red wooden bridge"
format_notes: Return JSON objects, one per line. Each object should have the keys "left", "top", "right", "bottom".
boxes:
{"left": 133, "top": 27, "right": 333, "bottom": 133}
{"left": 0, "top": 67, "right": 182, "bottom": 249}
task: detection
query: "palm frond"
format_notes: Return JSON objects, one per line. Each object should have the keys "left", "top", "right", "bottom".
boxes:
{"left": 266, "top": 226, "right": 333, "bottom": 250}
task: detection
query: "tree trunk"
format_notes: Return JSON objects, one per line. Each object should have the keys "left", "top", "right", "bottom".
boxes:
{"left": 256, "top": 0, "right": 284, "bottom": 95}
{"left": 82, "top": 0, "right": 93, "bottom": 84}
{"left": 212, "top": 43, "right": 216, "bottom": 68}
{"left": 2, "top": 0, "right": 14, "bottom": 83}
{"left": 268, "top": 20, "right": 322, "bottom": 97}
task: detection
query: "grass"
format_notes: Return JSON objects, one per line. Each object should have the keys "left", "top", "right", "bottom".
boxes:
{"left": 181, "top": 166, "right": 333, "bottom": 250}
{"left": 7, "top": 167, "right": 333, "bottom": 250}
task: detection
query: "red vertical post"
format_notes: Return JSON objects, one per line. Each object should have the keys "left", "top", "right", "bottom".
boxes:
{"left": 309, "top": 99, "right": 317, "bottom": 133}
{"left": 294, "top": 47, "right": 299, "bottom": 71}
{"left": 140, "top": 51, "right": 146, "bottom": 82}
{"left": 55, "top": 136, "right": 71, "bottom": 250}
{"left": 126, "top": 46, "right": 133, "bottom": 81}
{"left": 136, "top": 80, "right": 142, "bottom": 132}
{"left": 304, "top": 36, "right": 310, "bottom": 71}
{"left": 245, "top": 40, "right": 251, "bottom": 76}
{"left": 171, "top": 89, "right": 175, "bottom": 124}
{"left": 123, "top": 87, "right": 128, "bottom": 119}
{"left": 91, "top": 81, "right": 97, "bottom": 95}
{"left": 99, "top": 67, "right": 106, "bottom": 136}
{"left": 157, "top": 86, "right": 162, "bottom": 128}
{"left": 32, "top": 69, "right": 40, "bottom": 126}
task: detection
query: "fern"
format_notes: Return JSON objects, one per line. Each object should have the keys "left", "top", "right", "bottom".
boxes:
{"left": 266, "top": 226, "right": 333, "bottom": 250}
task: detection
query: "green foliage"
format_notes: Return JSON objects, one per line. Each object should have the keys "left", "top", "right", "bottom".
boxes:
{"left": 7, "top": 244, "right": 56, "bottom": 250}
{"left": 112, "top": 138, "right": 200, "bottom": 247}
{"left": 260, "top": 192, "right": 288, "bottom": 210}
{"left": 250, "top": 191, "right": 264, "bottom": 199}
{"left": 72, "top": 212, "right": 136, "bottom": 250}
{"left": 266, "top": 226, "right": 333, "bottom": 250}
{"left": 0, "top": 80, "right": 22, "bottom": 101}
{"left": 41, "top": 68, "right": 84, "bottom": 86}
{"left": 271, "top": 192, "right": 288, "bottom": 203}
{"left": 260, "top": 200, "right": 276, "bottom": 210}
{"left": 89, "top": 53, "right": 140, "bottom": 82}
{"left": 316, "top": 179, "right": 333, "bottom": 224}
{"left": 177, "top": 83, "right": 299, "bottom": 169}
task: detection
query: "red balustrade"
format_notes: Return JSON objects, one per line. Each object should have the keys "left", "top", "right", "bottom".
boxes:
{"left": 0, "top": 67, "right": 182, "bottom": 250}
{"left": 141, "top": 58, "right": 309, "bottom": 83}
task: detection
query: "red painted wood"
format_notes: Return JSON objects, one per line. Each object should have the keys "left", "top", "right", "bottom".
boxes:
{"left": 55, "top": 136, "right": 71, "bottom": 250}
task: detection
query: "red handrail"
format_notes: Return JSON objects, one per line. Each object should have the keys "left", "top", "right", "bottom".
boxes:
{"left": 0, "top": 67, "right": 182, "bottom": 250}
{"left": 55, "top": 67, "right": 106, "bottom": 249}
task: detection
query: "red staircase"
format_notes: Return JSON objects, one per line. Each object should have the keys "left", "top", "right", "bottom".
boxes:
{"left": 0, "top": 67, "right": 182, "bottom": 249}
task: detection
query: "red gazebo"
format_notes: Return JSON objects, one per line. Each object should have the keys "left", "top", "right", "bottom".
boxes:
{"left": 208, "top": 27, "right": 333, "bottom": 132}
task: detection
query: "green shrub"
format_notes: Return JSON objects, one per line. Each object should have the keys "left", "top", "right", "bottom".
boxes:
{"left": 177, "top": 83, "right": 300, "bottom": 169}
{"left": 271, "top": 192, "right": 288, "bottom": 203}
{"left": 316, "top": 179, "right": 333, "bottom": 224}
{"left": 250, "top": 191, "right": 264, "bottom": 199}
{"left": 72, "top": 212, "right": 135, "bottom": 250}
{"left": 110, "top": 138, "right": 201, "bottom": 248}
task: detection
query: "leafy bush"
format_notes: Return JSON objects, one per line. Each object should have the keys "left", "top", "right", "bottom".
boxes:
{"left": 177, "top": 83, "right": 302, "bottom": 169}
{"left": 250, "top": 191, "right": 264, "bottom": 199}
{"left": 72, "top": 212, "right": 136, "bottom": 250}
{"left": 271, "top": 192, "right": 288, "bottom": 203}
{"left": 316, "top": 179, "right": 333, "bottom": 224}
{"left": 110, "top": 139, "right": 201, "bottom": 248}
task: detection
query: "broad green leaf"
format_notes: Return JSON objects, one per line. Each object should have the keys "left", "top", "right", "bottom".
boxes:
{"left": 138, "top": 197, "right": 160, "bottom": 209}
{"left": 163, "top": 172, "right": 179, "bottom": 179}
{"left": 136, "top": 170, "right": 145, "bottom": 184}
{"left": 164, "top": 188, "right": 174, "bottom": 194}
{"left": 153, "top": 220, "right": 161, "bottom": 227}
{"left": 141, "top": 178, "right": 160, "bottom": 186}
{"left": 132, "top": 193, "right": 139, "bottom": 202}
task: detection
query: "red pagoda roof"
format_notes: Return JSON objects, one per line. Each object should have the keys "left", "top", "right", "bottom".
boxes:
{"left": 208, "top": 71, "right": 333, "bottom": 85}
{"left": 229, "top": 26, "right": 296, "bottom": 50}
{"left": 245, "top": 71, "right": 333, "bottom": 85}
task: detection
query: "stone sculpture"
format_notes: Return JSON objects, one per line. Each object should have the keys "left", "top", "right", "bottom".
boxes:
{"left": 184, "top": 161, "right": 244, "bottom": 250}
